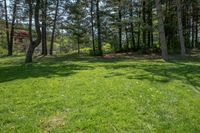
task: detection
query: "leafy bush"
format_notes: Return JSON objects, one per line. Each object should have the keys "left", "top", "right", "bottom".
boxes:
{"left": 103, "top": 43, "right": 112, "bottom": 53}
{"left": 80, "top": 47, "right": 93, "bottom": 55}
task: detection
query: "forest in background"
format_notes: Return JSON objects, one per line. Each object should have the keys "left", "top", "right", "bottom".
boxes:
{"left": 0, "top": 0, "right": 199, "bottom": 62}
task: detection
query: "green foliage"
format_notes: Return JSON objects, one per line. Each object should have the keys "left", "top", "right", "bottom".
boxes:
{"left": 0, "top": 56, "right": 200, "bottom": 132}
{"left": 102, "top": 43, "right": 113, "bottom": 53}
{"left": 0, "top": 47, "right": 7, "bottom": 56}
{"left": 79, "top": 47, "right": 92, "bottom": 54}
{"left": 0, "top": 20, "right": 7, "bottom": 55}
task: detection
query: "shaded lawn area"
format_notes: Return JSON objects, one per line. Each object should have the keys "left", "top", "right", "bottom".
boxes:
{"left": 0, "top": 55, "right": 200, "bottom": 132}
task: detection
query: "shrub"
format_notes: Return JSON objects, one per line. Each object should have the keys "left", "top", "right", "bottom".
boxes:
{"left": 80, "top": 47, "right": 92, "bottom": 55}
{"left": 103, "top": 43, "right": 112, "bottom": 53}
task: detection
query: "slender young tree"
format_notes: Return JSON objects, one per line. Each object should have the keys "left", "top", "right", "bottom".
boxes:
{"left": 66, "top": 0, "right": 87, "bottom": 54}
{"left": 118, "top": 0, "right": 122, "bottom": 51}
{"left": 96, "top": 0, "right": 102, "bottom": 55}
{"left": 3, "top": 0, "right": 10, "bottom": 55}
{"left": 129, "top": 0, "right": 135, "bottom": 49}
{"left": 90, "top": 0, "right": 95, "bottom": 55}
{"left": 142, "top": 0, "right": 147, "bottom": 47}
{"left": 7, "top": 0, "right": 17, "bottom": 56}
{"left": 76, "top": 0, "right": 81, "bottom": 55}
{"left": 50, "top": 0, "right": 59, "bottom": 55}
{"left": 125, "top": 26, "right": 129, "bottom": 49}
{"left": 147, "top": 0, "right": 153, "bottom": 48}
{"left": 195, "top": 22, "right": 198, "bottom": 47}
{"left": 41, "top": 0, "right": 48, "bottom": 56}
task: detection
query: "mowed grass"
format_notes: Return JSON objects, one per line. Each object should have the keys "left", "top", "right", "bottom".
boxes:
{"left": 0, "top": 55, "right": 200, "bottom": 132}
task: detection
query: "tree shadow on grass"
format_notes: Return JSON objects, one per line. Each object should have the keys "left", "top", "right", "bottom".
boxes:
{"left": 41, "top": 55, "right": 126, "bottom": 64}
{"left": 0, "top": 55, "right": 123, "bottom": 84}
{"left": 99, "top": 60, "right": 200, "bottom": 92}
{"left": 0, "top": 62, "right": 94, "bottom": 83}
{"left": 1, "top": 55, "right": 200, "bottom": 94}
{"left": 38, "top": 56, "right": 200, "bottom": 93}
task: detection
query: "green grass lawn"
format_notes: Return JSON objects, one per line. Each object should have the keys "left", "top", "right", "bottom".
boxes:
{"left": 0, "top": 55, "right": 200, "bottom": 132}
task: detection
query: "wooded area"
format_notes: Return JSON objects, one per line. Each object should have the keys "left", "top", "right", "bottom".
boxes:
{"left": 0, "top": 0, "right": 199, "bottom": 61}
{"left": 0, "top": 0, "right": 200, "bottom": 132}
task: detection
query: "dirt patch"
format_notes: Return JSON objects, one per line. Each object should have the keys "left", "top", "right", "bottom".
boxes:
{"left": 42, "top": 116, "right": 65, "bottom": 133}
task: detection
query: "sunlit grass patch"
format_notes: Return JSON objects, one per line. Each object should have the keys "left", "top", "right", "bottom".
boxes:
{"left": 0, "top": 56, "right": 200, "bottom": 132}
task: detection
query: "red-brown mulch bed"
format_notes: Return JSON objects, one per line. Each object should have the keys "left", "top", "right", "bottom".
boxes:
{"left": 103, "top": 52, "right": 161, "bottom": 59}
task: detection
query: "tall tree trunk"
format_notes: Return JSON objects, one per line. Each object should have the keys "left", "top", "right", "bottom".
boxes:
{"left": 151, "top": 30, "right": 154, "bottom": 47}
{"left": 25, "top": 44, "right": 35, "bottom": 63}
{"left": 186, "top": 6, "right": 191, "bottom": 48}
{"left": 77, "top": 17, "right": 81, "bottom": 54}
{"left": 183, "top": 3, "right": 189, "bottom": 48}
{"left": 195, "top": 22, "right": 198, "bottom": 47}
{"left": 90, "top": 0, "right": 95, "bottom": 55}
{"left": 118, "top": 0, "right": 122, "bottom": 51}
{"left": 147, "top": 0, "right": 152, "bottom": 48}
{"left": 189, "top": 5, "right": 192, "bottom": 48}
{"left": 4, "top": 0, "right": 10, "bottom": 53}
{"left": 137, "top": 7, "right": 141, "bottom": 49}
{"left": 96, "top": 0, "right": 102, "bottom": 55}
{"left": 8, "top": 0, "right": 17, "bottom": 56}
{"left": 25, "top": 0, "right": 41, "bottom": 63}
{"left": 129, "top": 0, "right": 135, "bottom": 49}
{"left": 50, "top": 0, "right": 59, "bottom": 55}
{"left": 41, "top": 0, "right": 48, "bottom": 55}
{"left": 155, "top": 0, "right": 168, "bottom": 60}
{"left": 26, "top": 1, "right": 34, "bottom": 63}
{"left": 150, "top": 1, "right": 154, "bottom": 48}
{"left": 125, "top": 27, "right": 129, "bottom": 49}
{"left": 142, "top": 0, "right": 146, "bottom": 47}
{"left": 165, "top": 0, "right": 171, "bottom": 49}
{"left": 176, "top": 0, "right": 186, "bottom": 56}
{"left": 192, "top": 18, "right": 195, "bottom": 48}
{"left": 77, "top": 35, "right": 80, "bottom": 54}
{"left": 130, "top": 23, "right": 135, "bottom": 50}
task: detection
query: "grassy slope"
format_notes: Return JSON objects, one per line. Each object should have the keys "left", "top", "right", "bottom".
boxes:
{"left": 0, "top": 56, "right": 200, "bottom": 132}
